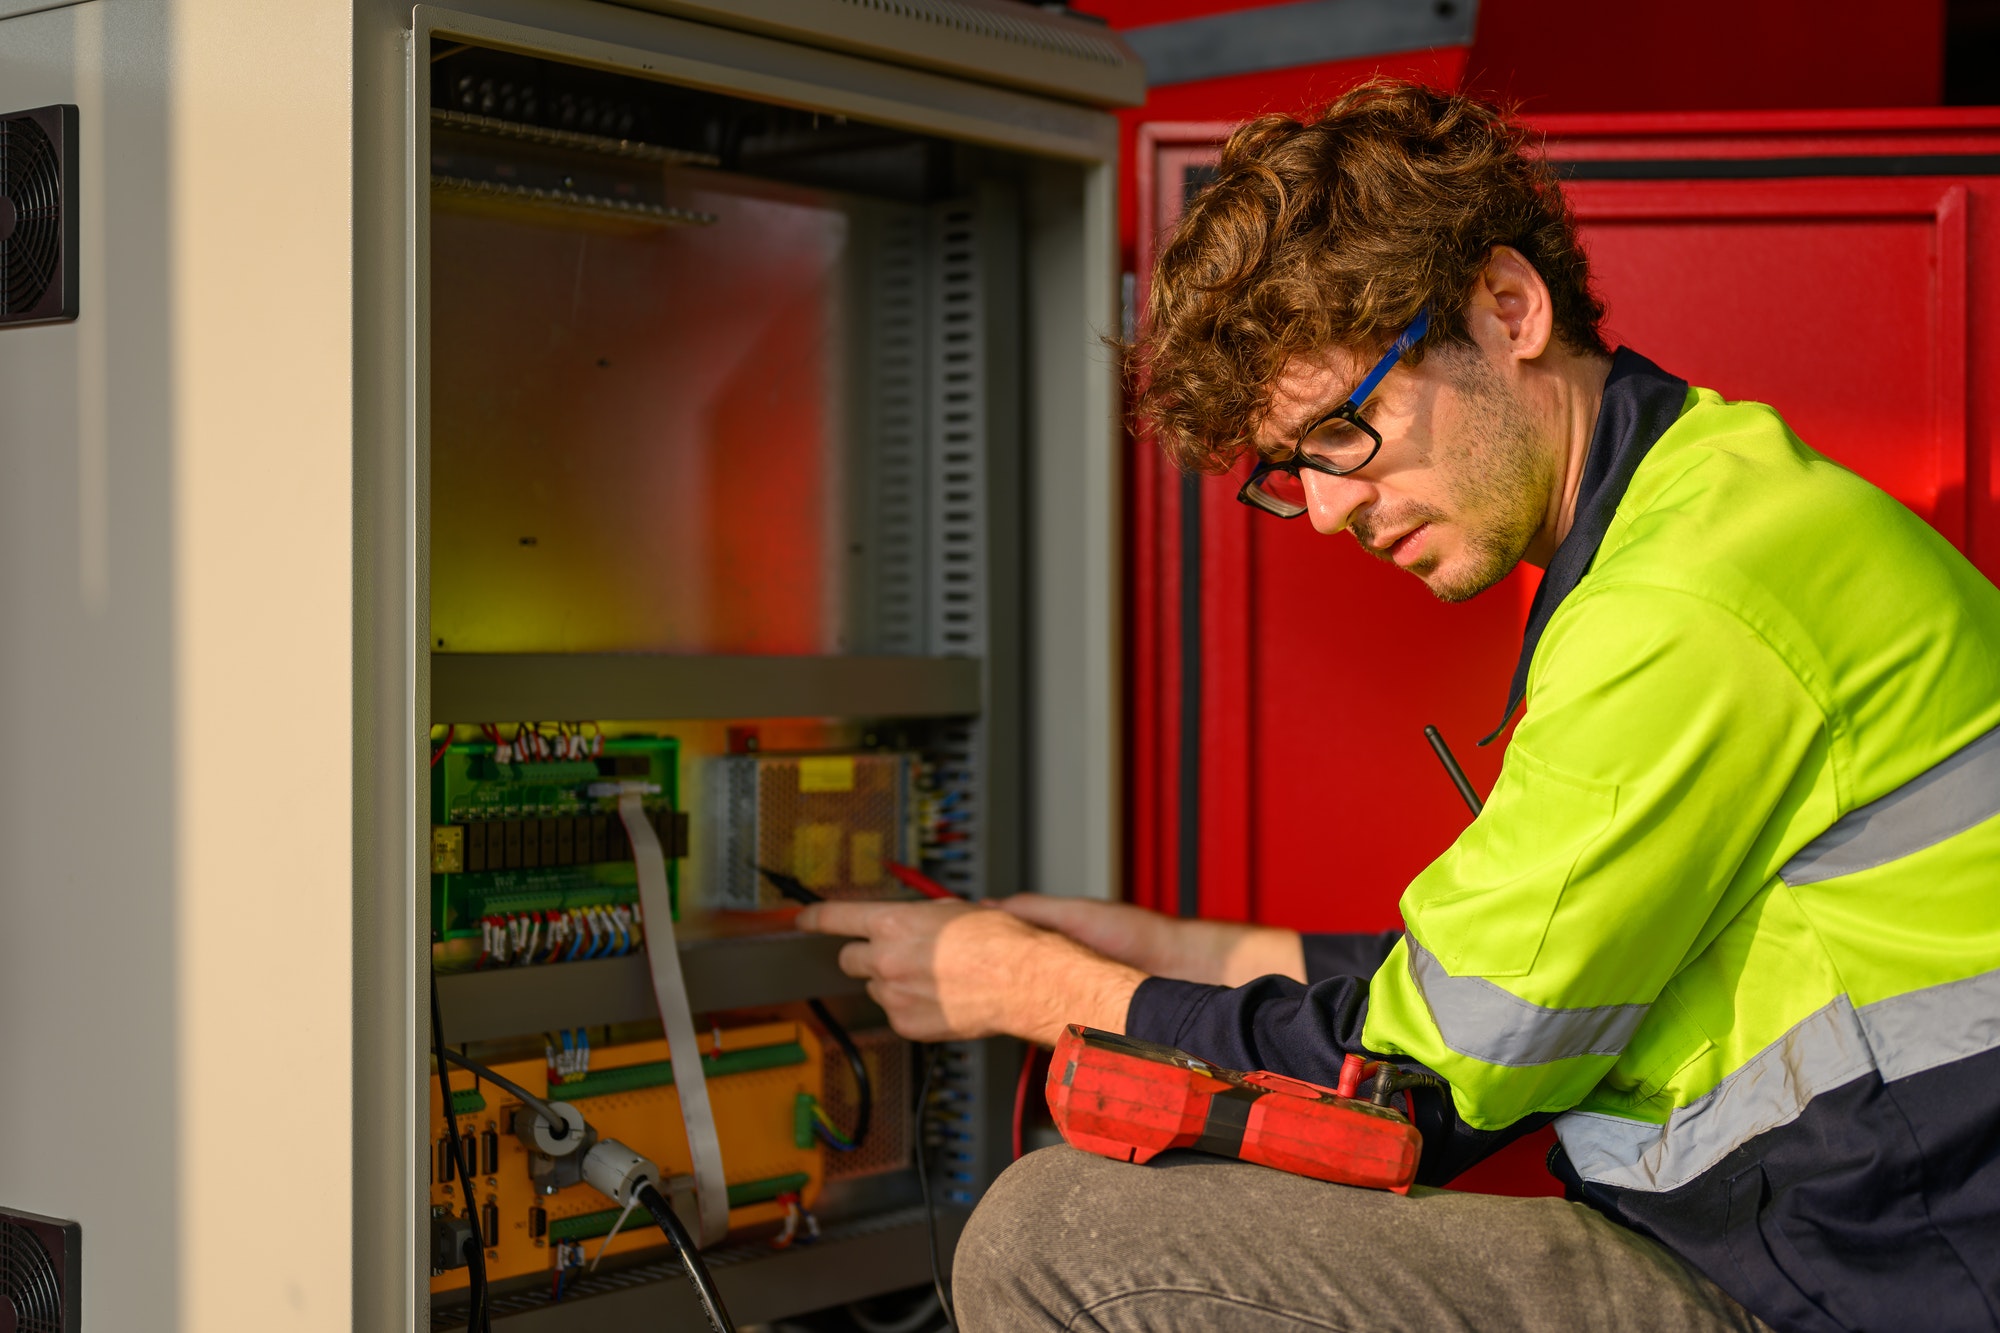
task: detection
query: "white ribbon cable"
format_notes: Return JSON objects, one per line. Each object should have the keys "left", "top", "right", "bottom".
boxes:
{"left": 616, "top": 785, "right": 729, "bottom": 1246}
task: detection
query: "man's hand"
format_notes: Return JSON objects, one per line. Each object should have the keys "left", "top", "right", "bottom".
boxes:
{"left": 997, "top": 895, "right": 1306, "bottom": 987}
{"left": 795, "top": 899, "right": 1144, "bottom": 1047}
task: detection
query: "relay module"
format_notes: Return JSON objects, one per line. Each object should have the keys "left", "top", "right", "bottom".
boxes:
{"left": 430, "top": 733, "right": 686, "bottom": 969}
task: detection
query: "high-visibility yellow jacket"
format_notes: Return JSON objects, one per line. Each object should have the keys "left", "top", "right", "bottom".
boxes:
{"left": 1128, "top": 351, "right": 2000, "bottom": 1333}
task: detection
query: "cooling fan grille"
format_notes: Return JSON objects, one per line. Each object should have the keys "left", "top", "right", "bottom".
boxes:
{"left": 0, "top": 105, "right": 78, "bottom": 326}
{"left": 0, "top": 1208, "right": 78, "bottom": 1333}
{"left": 1, "top": 1221, "right": 61, "bottom": 1333}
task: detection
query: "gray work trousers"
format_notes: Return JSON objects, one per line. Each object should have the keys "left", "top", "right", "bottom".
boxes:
{"left": 952, "top": 1148, "right": 1772, "bottom": 1333}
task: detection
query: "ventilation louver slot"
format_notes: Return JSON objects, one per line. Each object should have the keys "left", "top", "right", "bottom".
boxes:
{"left": 0, "top": 1207, "right": 79, "bottom": 1333}
{"left": 0, "top": 105, "right": 78, "bottom": 328}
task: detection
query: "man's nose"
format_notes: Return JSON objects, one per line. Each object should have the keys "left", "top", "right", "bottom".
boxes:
{"left": 1301, "top": 468, "right": 1372, "bottom": 536}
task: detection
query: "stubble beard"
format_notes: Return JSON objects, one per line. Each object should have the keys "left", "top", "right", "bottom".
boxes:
{"left": 1398, "top": 354, "right": 1551, "bottom": 604}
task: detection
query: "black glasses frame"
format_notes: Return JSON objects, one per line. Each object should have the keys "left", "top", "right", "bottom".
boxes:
{"left": 1236, "top": 307, "right": 1432, "bottom": 519}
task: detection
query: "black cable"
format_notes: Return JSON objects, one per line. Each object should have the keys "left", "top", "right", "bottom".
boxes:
{"left": 436, "top": 1045, "right": 571, "bottom": 1140}
{"left": 807, "top": 997, "right": 872, "bottom": 1149}
{"left": 431, "top": 968, "right": 492, "bottom": 1333}
{"left": 1368, "top": 1063, "right": 1451, "bottom": 1124}
{"left": 635, "top": 1181, "right": 737, "bottom": 1333}
{"left": 1369, "top": 1065, "right": 1450, "bottom": 1099}
{"left": 913, "top": 1045, "right": 958, "bottom": 1330}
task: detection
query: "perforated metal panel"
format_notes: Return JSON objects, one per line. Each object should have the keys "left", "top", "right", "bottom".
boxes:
{"left": 820, "top": 1026, "right": 912, "bottom": 1182}
{"left": 704, "top": 753, "right": 915, "bottom": 909}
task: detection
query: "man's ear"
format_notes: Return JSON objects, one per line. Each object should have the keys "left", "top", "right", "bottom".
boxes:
{"left": 1465, "top": 245, "right": 1553, "bottom": 364}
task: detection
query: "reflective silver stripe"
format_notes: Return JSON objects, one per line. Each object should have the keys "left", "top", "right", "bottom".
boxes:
{"left": 1781, "top": 723, "right": 2000, "bottom": 886}
{"left": 1407, "top": 937, "right": 1650, "bottom": 1068}
{"left": 1858, "top": 965, "right": 2000, "bottom": 1083}
{"left": 1556, "top": 964, "right": 2000, "bottom": 1194}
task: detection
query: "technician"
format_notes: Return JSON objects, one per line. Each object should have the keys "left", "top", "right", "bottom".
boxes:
{"left": 800, "top": 82, "right": 2000, "bottom": 1333}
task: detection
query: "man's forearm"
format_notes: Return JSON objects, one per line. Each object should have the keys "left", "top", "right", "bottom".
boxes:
{"left": 1156, "top": 920, "right": 1306, "bottom": 988}
{"left": 1012, "top": 931, "right": 1146, "bottom": 1047}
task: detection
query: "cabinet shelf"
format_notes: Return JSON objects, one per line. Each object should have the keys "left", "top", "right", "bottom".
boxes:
{"left": 432, "top": 1205, "right": 966, "bottom": 1330}
{"left": 430, "top": 653, "right": 981, "bottom": 724}
{"left": 434, "top": 931, "right": 863, "bottom": 1044}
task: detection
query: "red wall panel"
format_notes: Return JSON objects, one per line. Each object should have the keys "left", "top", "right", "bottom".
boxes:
{"left": 1569, "top": 181, "right": 1971, "bottom": 547}
{"left": 1463, "top": 0, "right": 1945, "bottom": 113}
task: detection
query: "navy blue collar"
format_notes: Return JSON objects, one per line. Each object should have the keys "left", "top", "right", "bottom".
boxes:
{"left": 1481, "top": 348, "right": 1690, "bottom": 745}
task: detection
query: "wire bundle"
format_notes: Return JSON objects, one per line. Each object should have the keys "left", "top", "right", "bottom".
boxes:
{"left": 914, "top": 759, "right": 974, "bottom": 867}
{"left": 430, "top": 970, "right": 493, "bottom": 1333}
{"left": 477, "top": 903, "right": 642, "bottom": 968}
{"left": 478, "top": 720, "right": 606, "bottom": 765}
{"left": 545, "top": 1026, "right": 592, "bottom": 1087}
{"left": 914, "top": 1046, "right": 958, "bottom": 1330}
{"left": 769, "top": 1191, "right": 820, "bottom": 1250}
{"left": 808, "top": 1097, "right": 856, "bottom": 1151}
{"left": 805, "top": 998, "right": 872, "bottom": 1152}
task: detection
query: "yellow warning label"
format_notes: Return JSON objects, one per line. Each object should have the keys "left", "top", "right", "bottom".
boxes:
{"left": 793, "top": 823, "right": 844, "bottom": 889}
{"left": 798, "top": 757, "right": 856, "bottom": 793}
{"left": 850, "top": 831, "right": 884, "bottom": 886}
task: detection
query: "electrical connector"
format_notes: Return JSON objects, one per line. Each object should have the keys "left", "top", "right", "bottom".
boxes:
{"left": 581, "top": 1137, "right": 660, "bottom": 1210}
{"left": 431, "top": 1212, "right": 478, "bottom": 1273}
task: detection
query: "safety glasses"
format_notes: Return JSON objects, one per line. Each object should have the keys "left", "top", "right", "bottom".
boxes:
{"left": 1237, "top": 307, "right": 1431, "bottom": 519}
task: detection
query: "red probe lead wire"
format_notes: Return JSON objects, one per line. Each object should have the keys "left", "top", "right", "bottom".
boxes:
{"left": 884, "top": 860, "right": 963, "bottom": 901}
{"left": 1011, "top": 1047, "right": 1036, "bottom": 1159}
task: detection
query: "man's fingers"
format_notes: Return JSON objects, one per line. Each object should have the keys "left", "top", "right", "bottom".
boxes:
{"left": 836, "top": 940, "right": 877, "bottom": 980}
{"left": 865, "top": 979, "right": 945, "bottom": 1043}
{"left": 801, "top": 898, "right": 972, "bottom": 941}
{"left": 797, "top": 899, "right": 898, "bottom": 938}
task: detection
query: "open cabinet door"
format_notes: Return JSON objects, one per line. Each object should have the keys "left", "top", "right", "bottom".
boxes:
{"left": 1126, "top": 109, "right": 2000, "bottom": 1196}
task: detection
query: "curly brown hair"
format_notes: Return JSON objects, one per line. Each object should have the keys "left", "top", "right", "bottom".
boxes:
{"left": 1130, "top": 80, "right": 1607, "bottom": 474}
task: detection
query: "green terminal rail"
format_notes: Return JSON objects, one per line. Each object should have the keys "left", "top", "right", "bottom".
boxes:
{"left": 549, "top": 1042, "right": 808, "bottom": 1101}
{"left": 446, "top": 1043, "right": 800, "bottom": 1121}
{"left": 547, "top": 1172, "right": 814, "bottom": 1242}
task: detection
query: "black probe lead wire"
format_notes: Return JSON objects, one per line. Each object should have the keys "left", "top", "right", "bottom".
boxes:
{"left": 1423, "top": 725, "right": 1484, "bottom": 817}
{"left": 431, "top": 968, "right": 493, "bottom": 1333}
{"left": 914, "top": 1045, "right": 958, "bottom": 1330}
{"left": 807, "top": 997, "right": 873, "bottom": 1148}
{"left": 636, "top": 1181, "right": 737, "bottom": 1333}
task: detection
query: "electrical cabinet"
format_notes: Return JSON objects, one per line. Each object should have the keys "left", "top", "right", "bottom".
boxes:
{"left": 0, "top": 2, "right": 1130, "bottom": 1329}
{"left": 406, "top": 4, "right": 1138, "bottom": 1329}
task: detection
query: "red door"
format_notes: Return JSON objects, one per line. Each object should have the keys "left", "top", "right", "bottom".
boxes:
{"left": 1128, "top": 109, "right": 2000, "bottom": 1194}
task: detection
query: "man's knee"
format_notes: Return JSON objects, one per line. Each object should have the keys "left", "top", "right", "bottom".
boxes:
{"left": 952, "top": 1147, "right": 1121, "bottom": 1330}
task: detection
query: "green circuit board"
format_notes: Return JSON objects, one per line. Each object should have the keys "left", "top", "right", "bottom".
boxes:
{"left": 428, "top": 734, "right": 681, "bottom": 964}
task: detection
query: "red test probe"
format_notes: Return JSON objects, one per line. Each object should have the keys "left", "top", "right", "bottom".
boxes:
{"left": 1046, "top": 1025, "right": 1427, "bottom": 1193}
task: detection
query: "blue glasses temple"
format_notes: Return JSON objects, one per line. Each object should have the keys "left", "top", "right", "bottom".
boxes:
{"left": 1344, "top": 306, "right": 1431, "bottom": 409}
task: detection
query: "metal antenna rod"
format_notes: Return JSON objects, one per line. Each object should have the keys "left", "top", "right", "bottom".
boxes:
{"left": 1423, "top": 725, "right": 1484, "bottom": 816}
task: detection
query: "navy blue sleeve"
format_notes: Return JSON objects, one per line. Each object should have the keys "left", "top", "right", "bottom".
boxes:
{"left": 1122, "top": 970, "right": 1552, "bottom": 1186}
{"left": 1299, "top": 930, "right": 1403, "bottom": 983}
